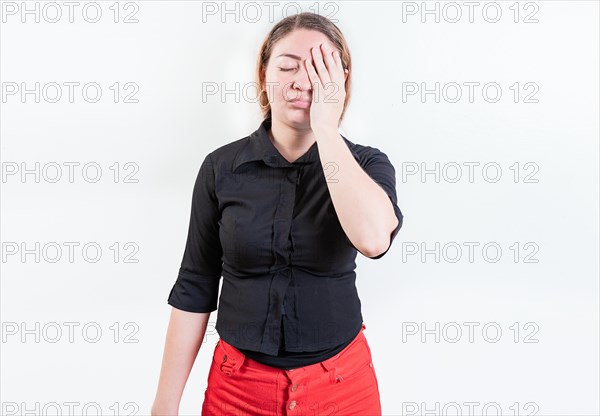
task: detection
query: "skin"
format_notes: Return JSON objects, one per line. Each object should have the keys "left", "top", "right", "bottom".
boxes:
{"left": 151, "top": 309, "right": 209, "bottom": 415}
{"left": 264, "top": 29, "right": 345, "bottom": 161}
{"left": 265, "top": 28, "right": 399, "bottom": 257}
{"left": 152, "top": 28, "right": 399, "bottom": 416}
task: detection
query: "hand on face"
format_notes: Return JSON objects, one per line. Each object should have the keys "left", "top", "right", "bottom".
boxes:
{"left": 304, "top": 43, "right": 348, "bottom": 134}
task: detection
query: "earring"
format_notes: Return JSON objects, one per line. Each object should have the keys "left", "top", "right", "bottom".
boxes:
{"left": 259, "top": 88, "right": 270, "bottom": 109}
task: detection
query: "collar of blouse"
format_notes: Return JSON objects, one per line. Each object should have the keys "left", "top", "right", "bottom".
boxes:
{"left": 232, "top": 118, "right": 360, "bottom": 172}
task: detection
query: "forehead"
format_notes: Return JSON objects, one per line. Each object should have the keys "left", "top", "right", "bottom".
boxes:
{"left": 272, "top": 29, "right": 334, "bottom": 59}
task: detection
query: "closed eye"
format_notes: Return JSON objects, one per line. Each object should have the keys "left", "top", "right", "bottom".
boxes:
{"left": 279, "top": 67, "right": 298, "bottom": 72}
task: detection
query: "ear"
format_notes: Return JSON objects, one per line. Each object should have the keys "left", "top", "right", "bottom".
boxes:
{"left": 344, "top": 68, "right": 349, "bottom": 82}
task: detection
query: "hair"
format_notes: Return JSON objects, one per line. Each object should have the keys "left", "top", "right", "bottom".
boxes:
{"left": 255, "top": 12, "right": 352, "bottom": 125}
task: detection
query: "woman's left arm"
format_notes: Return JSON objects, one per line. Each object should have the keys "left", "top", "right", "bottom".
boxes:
{"left": 315, "top": 130, "right": 399, "bottom": 258}
{"left": 305, "top": 43, "right": 398, "bottom": 258}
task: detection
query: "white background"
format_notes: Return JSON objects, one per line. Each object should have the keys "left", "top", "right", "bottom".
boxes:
{"left": 1, "top": 1, "right": 598, "bottom": 415}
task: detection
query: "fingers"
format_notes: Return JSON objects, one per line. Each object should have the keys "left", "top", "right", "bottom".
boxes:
{"left": 332, "top": 49, "right": 349, "bottom": 76}
{"left": 305, "top": 43, "right": 347, "bottom": 103}
{"left": 304, "top": 57, "right": 319, "bottom": 92}
{"left": 320, "top": 43, "right": 339, "bottom": 83}
{"left": 310, "top": 45, "right": 329, "bottom": 86}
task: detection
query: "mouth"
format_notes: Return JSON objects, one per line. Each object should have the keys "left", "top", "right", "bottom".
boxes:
{"left": 289, "top": 99, "right": 311, "bottom": 109}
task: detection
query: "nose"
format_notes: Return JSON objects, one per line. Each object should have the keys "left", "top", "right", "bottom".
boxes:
{"left": 285, "top": 76, "right": 311, "bottom": 102}
{"left": 291, "top": 67, "right": 312, "bottom": 93}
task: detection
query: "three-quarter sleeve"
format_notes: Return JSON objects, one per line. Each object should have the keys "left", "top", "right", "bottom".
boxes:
{"left": 358, "top": 147, "right": 404, "bottom": 260}
{"left": 167, "top": 153, "right": 223, "bottom": 312}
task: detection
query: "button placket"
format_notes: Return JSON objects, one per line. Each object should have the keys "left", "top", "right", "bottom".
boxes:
{"left": 285, "top": 368, "right": 305, "bottom": 413}
{"left": 259, "top": 167, "right": 298, "bottom": 355}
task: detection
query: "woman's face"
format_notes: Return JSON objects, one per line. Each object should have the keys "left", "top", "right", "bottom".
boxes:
{"left": 263, "top": 29, "right": 344, "bottom": 128}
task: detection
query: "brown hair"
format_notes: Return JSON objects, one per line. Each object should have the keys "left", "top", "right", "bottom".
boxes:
{"left": 255, "top": 12, "right": 352, "bottom": 125}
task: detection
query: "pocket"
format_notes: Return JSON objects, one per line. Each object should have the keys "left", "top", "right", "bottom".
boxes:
{"left": 362, "top": 338, "right": 381, "bottom": 396}
{"left": 331, "top": 339, "right": 373, "bottom": 383}
{"left": 358, "top": 336, "right": 381, "bottom": 392}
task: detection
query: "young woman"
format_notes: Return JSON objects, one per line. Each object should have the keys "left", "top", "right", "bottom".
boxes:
{"left": 152, "top": 12, "right": 403, "bottom": 416}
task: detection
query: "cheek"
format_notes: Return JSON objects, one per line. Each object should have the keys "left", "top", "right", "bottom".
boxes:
{"left": 266, "top": 78, "right": 296, "bottom": 102}
{"left": 265, "top": 71, "right": 283, "bottom": 93}
{"left": 266, "top": 84, "right": 285, "bottom": 103}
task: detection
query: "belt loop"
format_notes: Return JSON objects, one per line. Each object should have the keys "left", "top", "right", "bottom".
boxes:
{"left": 233, "top": 353, "right": 246, "bottom": 372}
{"left": 320, "top": 350, "right": 340, "bottom": 372}
{"left": 324, "top": 366, "right": 344, "bottom": 383}
{"left": 328, "top": 366, "right": 337, "bottom": 383}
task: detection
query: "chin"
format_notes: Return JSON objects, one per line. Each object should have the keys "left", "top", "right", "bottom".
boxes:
{"left": 287, "top": 113, "right": 311, "bottom": 127}
{"left": 273, "top": 107, "right": 307, "bottom": 122}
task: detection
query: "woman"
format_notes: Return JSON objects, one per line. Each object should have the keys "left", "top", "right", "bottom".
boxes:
{"left": 152, "top": 12, "right": 403, "bottom": 416}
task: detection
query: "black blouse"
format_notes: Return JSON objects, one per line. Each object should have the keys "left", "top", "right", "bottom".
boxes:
{"left": 167, "top": 117, "right": 403, "bottom": 366}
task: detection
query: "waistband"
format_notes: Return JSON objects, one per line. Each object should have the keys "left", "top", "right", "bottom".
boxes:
{"left": 215, "top": 323, "right": 367, "bottom": 378}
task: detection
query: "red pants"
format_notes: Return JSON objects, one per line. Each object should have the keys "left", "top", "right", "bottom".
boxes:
{"left": 201, "top": 323, "right": 382, "bottom": 416}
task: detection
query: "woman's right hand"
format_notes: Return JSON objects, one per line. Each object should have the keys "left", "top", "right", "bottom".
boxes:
{"left": 151, "top": 308, "right": 212, "bottom": 416}
{"left": 150, "top": 399, "right": 179, "bottom": 416}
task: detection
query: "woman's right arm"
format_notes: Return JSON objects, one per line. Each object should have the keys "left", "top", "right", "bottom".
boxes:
{"left": 151, "top": 307, "right": 211, "bottom": 416}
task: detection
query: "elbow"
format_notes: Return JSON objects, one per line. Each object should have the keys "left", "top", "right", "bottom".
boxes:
{"left": 360, "top": 237, "right": 391, "bottom": 259}
{"left": 360, "top": 245, "right": 384, "bottom": 259}
{"left": 359, "top": 217, "right": 399, "bottom": 258}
